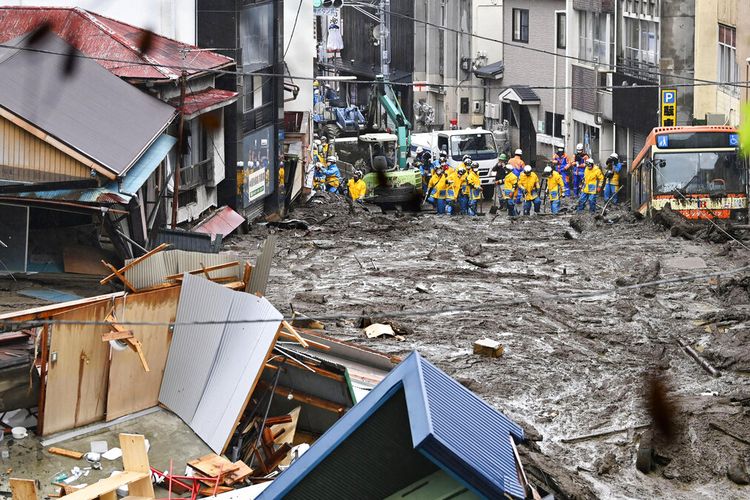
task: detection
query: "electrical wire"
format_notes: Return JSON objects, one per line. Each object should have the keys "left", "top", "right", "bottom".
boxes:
{"left": 356, "top": 1, "right": 731, "bottom": 89}
{"left": 2, "top": 262, "right": 748, "bottom": 330}
{"left": 3, "top": 41, "right": 750, "bottom": 93}
{"left": 284, "top": 0, "right": 304, "bottom": 59}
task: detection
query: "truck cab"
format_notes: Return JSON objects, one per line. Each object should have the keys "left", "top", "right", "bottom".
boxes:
{"left": 410, "top": 128, "right": 499, "bottom": 188}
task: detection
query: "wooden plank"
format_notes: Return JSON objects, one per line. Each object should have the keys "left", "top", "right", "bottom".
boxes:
{"left": 37, "top": 325, "right": 49, "bottom": 436}
{"left": 63, "top": 246, "right": 111, "bottom": 276}
{"left": 163, "top": 261, "right": 240, "bottom": 281}
{"left": 224, "top": 460, "right": 253, "bottom": 485}
{"left": 277, "top": 333, "right": 330, "bottom": 351}
{"left": 106, "top": 287, "right": 179, "bottom": 421}
{"left": 223, "top": 281, "right": 246, "bottom": 290}
{"left": 101, "top": 261, "right": 137, "bottom": 292}
{"left": 242, "top": 262, "right": 253, "bottom": 286}
{"left": 47, "top": 447, "right": 84, "bottom": 459}
{"left": 258, "top": 381, "right": 346, "bottom": 415}
{"left": 101, "top": 330, "right": 134, "bottom": 342}
{"left": 53, "top": 471, "right": 148, "bottom": 500}
{"left": 271, "top": 407, "right": 300, "bottom": 467}
{"left": 0, "top": 292, "right": 124, "bottom": 323}
{"left": 281, "top": 321, "right": 309, "bottom": 348}
{"left": 125, "top": 338, "right": 150, "bottom": 372}
{"left": 100, "top": 243, "right": 170, "bottom": 285}
{"left": 43, "top": 302, "right": 111, "bottom": 435}
{"left": 188, "top": 453, "right": 240, "bottom": 477}
{"left": 10, "top": 478, "right": 37, "bottom": 500}
{"left": 119, "top": 434, "right": 154, "bottom": 498}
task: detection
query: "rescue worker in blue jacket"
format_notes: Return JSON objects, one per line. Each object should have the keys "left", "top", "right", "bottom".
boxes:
{"left": 572, "top": 143, "right": 589, "bottom": 198}
{"left": 419, "top": 151, "right": 433, "bottom": 194}
{"left": 603, "top": 153, "right": 623, "bottom": 205}
{"left": 313, "top": 161, "right": 326, "bottom": 190}
{"left": 552, "top": 147, "right": 572, "bottom": 196}
{"left": 323, "top": 156, "right": 342, "bottom": 192}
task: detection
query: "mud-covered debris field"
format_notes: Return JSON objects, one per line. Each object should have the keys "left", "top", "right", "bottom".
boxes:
{"left": 226, "top": 196, "right": 750, "bottom": 499}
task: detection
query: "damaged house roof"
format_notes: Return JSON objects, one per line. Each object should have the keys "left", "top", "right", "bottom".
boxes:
{"left": 0, "top": 6, "right": 235, "bottom": 81}
{"left": 258, "top": 351, "right": 526, "bottom": 500}
{"left": 0, "top": 32, "right": 176, "bottom": 178}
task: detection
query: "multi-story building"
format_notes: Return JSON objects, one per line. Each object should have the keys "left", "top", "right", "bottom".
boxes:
{"left": 694, "top": 0, "right": 743, "bottom": 127}
{"left": 565, "top": 0, "right": 615, "bottom": 162}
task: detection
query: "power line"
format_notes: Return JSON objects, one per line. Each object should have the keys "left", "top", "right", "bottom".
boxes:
{"left": 284, "top": 0, "right": 304, "bottom": 59}
{"left": 357, "top": 1, "right": 730, "bottom": 89}
{"left": 2, "top": 262, "right": 748, "bottom": 330}
{"left": 3, "top": 41, "right": 750, "bottom": 93}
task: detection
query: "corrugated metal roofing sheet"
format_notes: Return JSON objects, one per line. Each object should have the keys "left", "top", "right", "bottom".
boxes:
{"left": 258, "top": 351, "right": 527, "bottom": 500}
{"left": 117, "top": 134, "right": 176, "bottom": 194}
{"left": 169, "top": 88, "right": 239, "bottom": 119}
{"left": 193, "top": 206, "right": 245, "bottom": 240}
{"left": 247, "top": 234, "right": 276, "bottom": 296}
{"left": 0, "top": 33, "right": 176, "bottom": 175}
{"left": 159, "top": 274, "right": 282, "bottom": 452}
{"left": 123, "top": 249, "right": 241, "bottom": 290}
{"left": 0, "top": 7, "right": 234, "bottom": 81}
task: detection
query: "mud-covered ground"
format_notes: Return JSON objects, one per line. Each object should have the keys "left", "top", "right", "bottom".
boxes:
{"left": 226, "top": 194, "right": 750, "bottom": 499}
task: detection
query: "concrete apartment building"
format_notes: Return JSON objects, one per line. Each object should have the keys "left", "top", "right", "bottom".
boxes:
{"left": 693, "top": 0, "right": 747, "bottom": 127}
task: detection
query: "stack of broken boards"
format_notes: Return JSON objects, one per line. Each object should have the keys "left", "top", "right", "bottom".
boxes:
{"left": 188, "top": 453, "right": 253, "bottom": 489}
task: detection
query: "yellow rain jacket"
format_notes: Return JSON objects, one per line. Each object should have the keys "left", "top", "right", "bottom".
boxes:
{"left": 428, "top": 172, "right": 441, "bottom": 196}
{"left": 546, "top": 171, "right": 565, "bottom": 201}
{"left": 457, "top": 171, "right": 470, "bottom": 196}
{"left": 502, "top": 171, "right": 519, "bottom": 200}
{"left": 432, "top": 173, "right": 452, "bottom": 199}
{"left": 348, "top": 178, "right": 367, "bottom": 201}
{"left": 466, "top": 170, "right": 482, "bottom": 200}
{"left": 446, "top": 170, "right": 460, "bottom": 200}
{"left": 517, "top": 172, "right": 541, "bottom": 201}
{"left": 582, "top": 166, "right": 604, "bottom": 195}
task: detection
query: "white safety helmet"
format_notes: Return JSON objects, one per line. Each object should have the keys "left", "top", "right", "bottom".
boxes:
{"left": 543, "top": 166, "right": 553, "bottom": 174}
{"left": 505, "top": 163, "right": 514, "bottom": 171}
{"left": 315, "top": 162, "right": 323, "bottom": 168}
{"left": 416, "top": 146, "right": 424, "bottom": 154}
{"left": 515, "top": 149, "right": 523, "bottom": 156}
{"left": 585, "top": 158, "right": 595, "bottom": 165}
{"left": 576, "top": 143, "right": 584, "bottom": 152}
{"left": 314, "top": 139, "right": 321, "bottom": 146}
{"left": 354, "top": 170, "right": 363, "bottom": 178}
{"left": 327, "top": 155, "right": 337, "bottom": 163}
{"left": 523, "top": 165, "right": 532, "bottom": 173}
{"left": 609, "top": 153, "right": 619, "bottom": 160}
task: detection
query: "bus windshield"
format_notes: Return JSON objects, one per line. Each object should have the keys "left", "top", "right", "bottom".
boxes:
{"left": 653, "top": 151, "right": 745, "bottom": 194}
{"left": 450, "top": 133, "right": 497, "bottom": 161}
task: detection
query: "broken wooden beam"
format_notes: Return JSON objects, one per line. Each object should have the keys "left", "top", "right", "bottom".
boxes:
{"left": 101, "top": 330, "right": 134, "bottom": 342}
{"left": 709, "top": 422, "right": 750, "bottom": 446}
{"left": 281, "top": 320, "right": 309, "bottom": 348}
{"left": 100, "top": 243, "right": 170, "bottom": 285}
{"left": 257, "top": 380, "right": 346, "bottom": 414}
{"left": 101, "top": 261, "right": 137, "bottom": 292}
{"left": 163, "top": 261, "right": 240, "bottom": 281}
{"left": 561, "top": 423, "right": 651, "bottom": 444}
{"left": 675, "top": 337, "right": 721, "bottom": 377}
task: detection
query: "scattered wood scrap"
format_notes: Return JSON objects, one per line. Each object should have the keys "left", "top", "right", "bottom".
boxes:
{"left": 106, "top": 312, "right": 150, "bottom": 372}
{"left": 473, "top": 338, "right": 504, "bottom": 358}
{"left": 100, "top": 243, "right": 170, "bottom": 287}
{"left": 48, "top": 447, "right": 84, "bottom": 459}
{"left": 561, "top": 423, "right": 651, "bottom": 444}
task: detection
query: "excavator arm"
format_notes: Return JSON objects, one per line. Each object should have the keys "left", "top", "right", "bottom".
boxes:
{"left": 369, "top": 77, "right": 412, "bottom": 169}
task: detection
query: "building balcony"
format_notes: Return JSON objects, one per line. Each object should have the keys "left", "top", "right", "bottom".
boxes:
{"left": 616, "top": 56, "right": 659, "bottom": 83}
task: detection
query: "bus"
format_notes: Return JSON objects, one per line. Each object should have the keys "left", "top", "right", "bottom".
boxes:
{"left": 631, "top": 126, "right": 747, "bottom": 221}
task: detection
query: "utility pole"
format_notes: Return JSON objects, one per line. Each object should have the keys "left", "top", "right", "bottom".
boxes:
{"left": 379, "top": 0, "right": 391, "bottom": 80}
{"left": 171, "top": 70, "right": 187, "bottom": 229}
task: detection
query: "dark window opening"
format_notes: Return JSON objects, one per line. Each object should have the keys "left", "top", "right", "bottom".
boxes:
{"left": 513, "top": 9, "right": 530, "bottom": 43}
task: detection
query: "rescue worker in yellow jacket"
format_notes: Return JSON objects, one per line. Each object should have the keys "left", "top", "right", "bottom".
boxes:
{"left": 603, "top": 153, "right": 623, "bottom": 205}
{"left": 347, "top": 170, "right": 367, "bottom": 201}
{"left": 517, "top": 165, "right": 542, "bottom": 215}
{"left": 455, "top": 166, "right": 469, "bottom": 214}
{"left": 502, "top": 163, "right": 519, "bottom": 216}
{"left": 430, "top": 165, "right": 453, "bottom": 215}
{"left": 577, "top": 158, "right": 604, "bottom": 213}
{"left": 466, "top": 161, "right": 483, "bottom": 216}
{"left": 426, "top": 166, "right": 442, "bottom": 206}
{"left": 542, "top": 165, "right": 565, "bottom": 214}
{"left": 445, "top": 165, "right": 461, "bottom": 215}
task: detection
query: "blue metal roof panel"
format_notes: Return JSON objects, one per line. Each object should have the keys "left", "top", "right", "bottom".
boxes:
{"left": 418, "top": 360, "right": 526, "bottom": 499}
{"left": 116, "top": 134, "right": 176, "bottom": 195}
{"left": 258, "top": 352, "right": 526, "bottom": 500}
{"left": 7, "top": 186, "right": 130, "bottom": 204}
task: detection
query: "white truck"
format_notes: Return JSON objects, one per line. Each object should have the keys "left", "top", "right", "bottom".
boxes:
{"left": 410, "top": 128, "right": 500, "bottom": 195}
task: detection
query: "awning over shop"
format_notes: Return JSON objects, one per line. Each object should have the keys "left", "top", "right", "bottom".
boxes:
{"left": 474, "top": 60, "right": 504, "bottom": 80}
{"left": 0, "top": 134, "right": 176, "bottom": 209}
{"left": 499, "top": 85, "right": 541, "bottom": 105}
{"left": 317, "top": 61, "right": 411, "bottom": 82}
{"left": 169, "top": 88, "right": 239, "bottom": 120}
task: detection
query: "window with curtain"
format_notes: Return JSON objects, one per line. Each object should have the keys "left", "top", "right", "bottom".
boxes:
{"left": 513, "top": 9, "right": 529, "bottom": 43}
{"left": 718, "top": 24, "right": 739, "bottom": 96}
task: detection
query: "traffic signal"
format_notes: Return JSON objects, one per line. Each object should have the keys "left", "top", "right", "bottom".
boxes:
{"left": 321, "top": 0, "right": 344, "bottom": 7}
{"left": 313, "top": 0, "right": 323, "bottom": 7}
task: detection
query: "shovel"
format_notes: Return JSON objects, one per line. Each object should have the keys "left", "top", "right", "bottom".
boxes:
{"left": 489, "top": 184, "right": 499, "bottom": 215}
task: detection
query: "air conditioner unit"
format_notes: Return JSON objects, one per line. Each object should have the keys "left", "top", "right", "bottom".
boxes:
{"left": 473, "top": 101, "right": 484, "bottom": 114}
